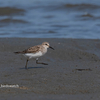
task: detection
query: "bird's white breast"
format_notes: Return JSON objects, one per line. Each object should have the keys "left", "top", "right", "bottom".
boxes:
{"left": 24, "top": 51, "right": 43, "bottom": 59}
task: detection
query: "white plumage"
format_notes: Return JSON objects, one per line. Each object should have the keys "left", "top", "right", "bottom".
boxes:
{"left": 24, "top": 51, "right": 43, "bottom": 59}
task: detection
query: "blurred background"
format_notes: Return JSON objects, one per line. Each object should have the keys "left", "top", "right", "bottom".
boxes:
{"left": 0, "top": 0, "right": 100, "bottom": 38}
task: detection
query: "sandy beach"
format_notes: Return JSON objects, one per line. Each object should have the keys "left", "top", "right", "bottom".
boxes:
{"left": 0, "top": 38, "right": 100, "bottom": 100}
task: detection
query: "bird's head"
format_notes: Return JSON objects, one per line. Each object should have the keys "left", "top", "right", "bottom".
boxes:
{"left": 42, "top": 42, "right": 54, "bottom": 50}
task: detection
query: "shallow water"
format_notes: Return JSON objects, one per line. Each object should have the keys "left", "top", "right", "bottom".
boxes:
{"left": 0, "top": 0, "right": 100, "bottom": 38}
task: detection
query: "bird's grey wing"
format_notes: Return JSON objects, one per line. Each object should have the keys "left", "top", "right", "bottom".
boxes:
{"left": 22, "top": 45, "right": 41, "bottom": 53}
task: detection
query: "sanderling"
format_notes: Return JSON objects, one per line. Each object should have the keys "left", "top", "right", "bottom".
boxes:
{"left": 14, "top": 42, "right": 54, "bottom": 69}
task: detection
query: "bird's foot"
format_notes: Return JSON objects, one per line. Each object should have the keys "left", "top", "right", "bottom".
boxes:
{"left": 25, "top": 66, "right": 28, "bottom": 70}
{"left": 41, "top": 63, "right": 48, "bottom": 65}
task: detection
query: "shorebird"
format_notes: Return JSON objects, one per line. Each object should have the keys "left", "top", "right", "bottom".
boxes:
{"left": 14, "top": 42, "right": 54, "bottom": 69}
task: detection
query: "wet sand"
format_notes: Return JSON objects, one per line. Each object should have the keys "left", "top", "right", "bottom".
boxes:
{"left": 0, "top": 38, "right": 100, "bottom": 100}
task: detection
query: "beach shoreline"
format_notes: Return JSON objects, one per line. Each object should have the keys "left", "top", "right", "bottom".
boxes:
{"left": 0, "top": 38, "right": 100, "bottom": 100}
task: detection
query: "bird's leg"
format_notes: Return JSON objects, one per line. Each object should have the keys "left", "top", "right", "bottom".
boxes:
{"left": 25, "top": 59, "right": 29, "bottom": 69}
{"left": 36, "top": 58, "right": 48, "bottom": 65}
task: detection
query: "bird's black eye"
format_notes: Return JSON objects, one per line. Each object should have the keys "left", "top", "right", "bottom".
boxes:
{"left": 45, "top": 44, "right": 47, "bottom": 45}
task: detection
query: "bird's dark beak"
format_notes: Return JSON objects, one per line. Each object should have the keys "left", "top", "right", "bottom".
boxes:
{"left": 49, "top": 46, "right": 54, "bottom": 50}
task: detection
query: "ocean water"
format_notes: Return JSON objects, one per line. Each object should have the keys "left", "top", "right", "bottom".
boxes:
{"left": 0, "top": 0, "right": 100, "bottom": 39}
